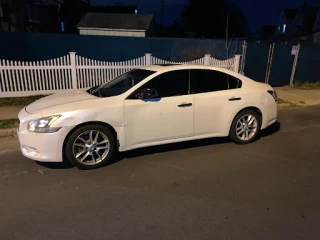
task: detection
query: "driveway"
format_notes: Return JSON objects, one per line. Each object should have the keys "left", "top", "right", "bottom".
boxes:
{"left": 0, "top": 106, "right": 320, "bottom": 240}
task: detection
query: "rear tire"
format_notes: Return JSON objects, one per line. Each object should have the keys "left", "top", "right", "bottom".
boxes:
{"left": 229, "top": 109, "right": 262, "bottom": 144}
{"left": 65, "top": 124, "right": 116, "bottom": 170}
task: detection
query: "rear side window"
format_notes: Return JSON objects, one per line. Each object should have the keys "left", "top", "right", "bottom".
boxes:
{"left": 228, "top": 75, "right": 242, "bottom": 89}
{"left": 190, "top": 69, "right": 242, "bottom": 94}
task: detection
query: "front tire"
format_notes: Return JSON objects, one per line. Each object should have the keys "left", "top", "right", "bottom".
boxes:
{"left": 229, "top": 109, "right": 262, "bottom": 144}
{"left": 65, "top": 124, "right": 116, "bottom": 170}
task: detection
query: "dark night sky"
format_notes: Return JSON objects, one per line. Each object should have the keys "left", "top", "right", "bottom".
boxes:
{"left": 91, "top": 0, "right": 320, "bottom": 32}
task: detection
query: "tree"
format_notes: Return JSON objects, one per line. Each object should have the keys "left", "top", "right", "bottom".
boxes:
{"left": 163, "top": 20, "right": 184, "bottom": 38}
{"left": 181, "top": 0, "right": 247, "bottom": 39}
{"left": 227, "top": 7, "right": 247, "bottom": 38}
{"left": 59, "top": 0, "right": 88, "bottom": 33}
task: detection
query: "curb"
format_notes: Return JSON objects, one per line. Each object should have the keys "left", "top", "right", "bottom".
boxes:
{"left": 0, "top": 128, "right": 17, "bottom": 138}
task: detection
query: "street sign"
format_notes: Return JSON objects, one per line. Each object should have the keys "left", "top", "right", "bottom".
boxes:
{"left": 291, "top": 46, "right": 298, "bottom": 55}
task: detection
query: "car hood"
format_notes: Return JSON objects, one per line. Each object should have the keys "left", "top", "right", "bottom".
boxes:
{"left": 26, "top": 90, "right": 97, "bottom": 114}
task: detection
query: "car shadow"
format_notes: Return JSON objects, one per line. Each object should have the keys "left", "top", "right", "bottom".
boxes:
{"left": 112, "top": 136, "right": 230, "bottom": 163}
{"left": 261, "top": 121, "right": 281, "bottom": 138}
{"left": 36, "top": 121, "right": 281, "bottom": 169}
{"left": 35, "top": 159, "right": 75, "bottom": 169}
{"left": 111, "top": 121, "right": 281, "bottom": 164}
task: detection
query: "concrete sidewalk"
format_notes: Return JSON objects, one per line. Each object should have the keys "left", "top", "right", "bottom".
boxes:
{"left": 0, "top": 86, "right": 320, "bottom": 121}
{"left": 274, "top": 86, "right": 320, "bottom": 106}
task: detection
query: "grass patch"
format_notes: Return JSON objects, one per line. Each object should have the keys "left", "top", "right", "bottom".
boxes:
{"left": 0, "top": 118, "right": 19, "bottom": 129}
{"left": 0, "top": 95, "right": 47, "bottom": 107}
{"left": 293, "top": 82, "right": 320, "bottom": 89}
{"left": 277, "top": 98, "right": 289, "bottom": 104}
{"left": 277, "top": 98, "right": 297, "bottom": 107}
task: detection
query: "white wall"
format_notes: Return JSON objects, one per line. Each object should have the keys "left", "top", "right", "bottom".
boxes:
{"left": 79, "top": 29, "right": 146, "bottom": 37}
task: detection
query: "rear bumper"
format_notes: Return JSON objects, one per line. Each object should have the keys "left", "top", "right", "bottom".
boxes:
{"left": 261, "top": 103, "right": 278, "bottom": 130}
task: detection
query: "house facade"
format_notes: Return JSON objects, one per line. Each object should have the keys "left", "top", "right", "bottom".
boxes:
{"left": 276, "top": 2, "right": 320, "bottom": 42}
{"left": 313, "top": 9, "right": 320, "bottom": 43}
{"left": 0, "top": 0, "right": 63, "bottom": 33}
{"left": 77, "top": 13, "right": 155, "bottom": 37}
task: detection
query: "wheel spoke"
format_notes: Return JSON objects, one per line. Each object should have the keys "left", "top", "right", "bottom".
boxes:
{"left": 248, "top": 117, "right": 255, "bottom": 125}
{"left": 241, "top": 131, "right": 246, "bottom": 139}
{"left": 245, "top": 130, "right": 249, "bottom": 139}
{"left": 97, "top": 139, "right": 109, "bottom": 145}
{"left": 96, "top": 146, "right": 108, "bottom": 150}
{"left": 89, "top": 131, "right": 94, "bottom": 143}
{"left": 237, "top": 128, "right": 245, "bottom": 135}
{"left": 76, "top": 150, "right": 86, "bottom": 158}
{"left": 248, "top": 126, "right": 257, "bottom": 132}
{"left": 74, "top": 143, "right": 85, "bottom": 148}
{"left": 78, "top": 137, "right": 87, "bottom": 143}
{"left": 95, "top": 150, "right": 102, "bottom": 160}
{"left": 94, "top": 131, "right": 99, "bottom": 143}
{"left": 80, "top": 152, "right": 90, "bottom": 162}
{"left": 92, "top": 152, "right": 96, "bottom": 163}
{"left": 247, "top": 115, "right": 252, "bottom": 123}
{"left": 236, "top": 125, "right": 243, "bottom": 131}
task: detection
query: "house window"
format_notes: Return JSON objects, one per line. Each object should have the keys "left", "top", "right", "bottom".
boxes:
{"left": 283, "top": 24, "right": 286, "bottom": 33}
{"left": 60, "top": 21, "right": 64, "bottom": 32}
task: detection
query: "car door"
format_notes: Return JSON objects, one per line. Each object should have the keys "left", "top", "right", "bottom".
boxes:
{"left": 124, "top": 69, "right": 194, "bottom": 148}
{"left": 190, "top": 69, "right": 247, "bottom": 136}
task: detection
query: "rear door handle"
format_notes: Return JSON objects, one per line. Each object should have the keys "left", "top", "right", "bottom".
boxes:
{"left": 178, "top": 102, "right": 192, "bottom": 107}
{"left": 228, "top": 97, "right": 241, "bottom": 101}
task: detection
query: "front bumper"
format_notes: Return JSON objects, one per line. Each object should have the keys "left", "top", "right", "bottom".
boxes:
{"left": 17, "top": 107, "right": 72, "bottom": 162}
{"left": 18, "top": 127, "right": 71, "bottom": 162}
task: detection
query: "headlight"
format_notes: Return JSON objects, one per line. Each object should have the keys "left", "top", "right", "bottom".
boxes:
{"left": 28, "top": 115, "right": 61, "bottom": 133}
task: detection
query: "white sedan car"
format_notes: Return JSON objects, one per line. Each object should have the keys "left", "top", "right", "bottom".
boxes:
{"left": 18, "top": 64, "right": 278, "bottom": 169}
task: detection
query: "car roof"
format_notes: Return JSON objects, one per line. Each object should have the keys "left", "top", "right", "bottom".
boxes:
{"left": 139, "top": 64, "right": 240, "bottom": 76}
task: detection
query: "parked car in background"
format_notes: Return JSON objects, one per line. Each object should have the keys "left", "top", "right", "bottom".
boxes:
{"left": 17, "top": 64, "right": 278, "bottom": 169}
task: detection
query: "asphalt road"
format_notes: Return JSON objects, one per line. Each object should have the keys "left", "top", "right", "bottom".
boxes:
{"left": 1, "top": 106, "right": 320, "bottom": 240}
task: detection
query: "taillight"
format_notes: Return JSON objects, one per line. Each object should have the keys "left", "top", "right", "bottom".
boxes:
{"left": 267, "top": 90, "right": 277, "bottom": 101}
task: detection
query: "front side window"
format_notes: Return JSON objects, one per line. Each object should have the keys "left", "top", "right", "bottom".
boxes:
{"left": 190, "top": 69, "right": 241, "bottom": 94}
{"left": 131, "top": 70, "right": 189, "bottom": 98}
{"left": 88, "top": 69, "right": 155, "bottom": 98}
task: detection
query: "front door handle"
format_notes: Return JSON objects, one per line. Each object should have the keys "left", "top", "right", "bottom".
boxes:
{"left": 178, "top": 102, "right": 192, "bottom": 107}
{"left": 228, "top": 97, "right": 241, "bottom": 101}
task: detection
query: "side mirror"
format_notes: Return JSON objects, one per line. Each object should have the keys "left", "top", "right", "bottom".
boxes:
{"left": 135, "top": 88, "right": 159, "bottom": 99}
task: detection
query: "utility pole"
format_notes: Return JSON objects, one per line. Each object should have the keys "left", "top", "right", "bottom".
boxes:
{"left": 226, "top": 10, "right": 229, "bottom": 60}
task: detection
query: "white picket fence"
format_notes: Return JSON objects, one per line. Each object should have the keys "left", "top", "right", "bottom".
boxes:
{"left": 0, "top": 52, "right": 241, "bottom": 98}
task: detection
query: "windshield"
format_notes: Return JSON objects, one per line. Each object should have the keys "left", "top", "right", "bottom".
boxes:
{"left": 87, "top": 69, "right": 156, "bottom": 98}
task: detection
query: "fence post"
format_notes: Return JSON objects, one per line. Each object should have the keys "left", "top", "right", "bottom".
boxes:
{"left": 265, "top": 43, "right": 275, "bottom": 84}
{"left": 69, "top": 52, "right": 77, "bottom": 89}
{"left": 204, "top": 54, "right": 211, "bottom": 65}
{"left": 289, "top": 44, "right": 300, "bottom": 87}
{"left": 240, "top": 40, "right": 247, "bottom": 74}
{"left": 145, "top": 53, "right": 151, "bottom": 65}
{"left": 233, "top": 54, "right": 241, "bottom": 73}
